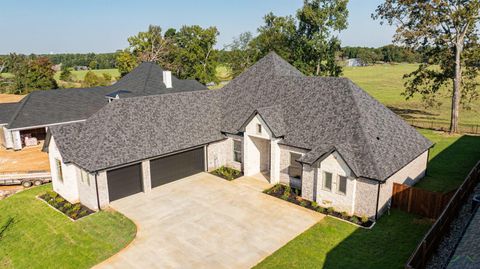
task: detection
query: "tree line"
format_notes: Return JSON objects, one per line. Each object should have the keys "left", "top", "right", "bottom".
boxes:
{"left": 0, "top": 0, "right": 478, "bottom": 133}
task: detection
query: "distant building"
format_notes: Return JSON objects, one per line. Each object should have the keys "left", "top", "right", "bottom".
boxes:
{"left": 345, "top": 58, "right": 366, "bottom": 67}
{"left": 52, "top": 64, "right": 62, "bottom": 72}
{"left": 74, "top": 66, "right": 89, "bottom": 71}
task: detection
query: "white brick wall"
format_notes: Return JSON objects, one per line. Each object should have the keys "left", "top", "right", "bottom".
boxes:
{"left": 377, "top": 150, "right": 428, "bottom": 214}
{"left": 48, "top": 137, "right": 80, "bottom": 203}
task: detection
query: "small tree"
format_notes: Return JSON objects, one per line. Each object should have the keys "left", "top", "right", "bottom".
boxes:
{"left": 59, "top": 68, "right": 73, "bottom": 82}
{"left": 83, "top": 71, "right": 109, "bottom": 87}
{"left": 374, "top": 0, "right": 480, "bottom": 133}
{"left": 88, "top": 60, "right": 98, "bottom": 70}
{"left": 116, "top": 50, "right": 138, "bottom": 77}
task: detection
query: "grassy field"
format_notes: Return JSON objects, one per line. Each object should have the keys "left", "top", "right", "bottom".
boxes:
{"left": 2, "top": 69, "right": 119, "bottom": 88}
{"left": 254, "top": 210, "right": 431, "bottom": 269}
{"left": 416, "top": 129, "right": 480, "bottom": 192}
{"left": 0, "top": 185, "right": 136, "bottom": 269}
{"left": 343, "top": 64, "right": 480, "bottom": 126}
{"left": 215, "top": 63, "right": 480, "bottom": 126}
{"left": 53, "top": 68, "right": 119, "bottom": 82}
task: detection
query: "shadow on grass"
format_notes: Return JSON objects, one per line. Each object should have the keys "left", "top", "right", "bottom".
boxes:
{"left": 416, "top": 134, "right": 480, "bottom": 192}
{"left": 388, "top": 106, "right": 438, "bottom": 119}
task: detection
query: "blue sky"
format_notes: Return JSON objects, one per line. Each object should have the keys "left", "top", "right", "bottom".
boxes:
{"left": 0, "top": 0, "right": 396, "bottom": 54}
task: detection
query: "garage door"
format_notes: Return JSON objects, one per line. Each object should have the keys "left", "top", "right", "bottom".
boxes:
{"left": 150, "top": 147, "right": 205, "bottom": 188}
{"left": 107, "top": 163, "right": 143, "bottom": 202}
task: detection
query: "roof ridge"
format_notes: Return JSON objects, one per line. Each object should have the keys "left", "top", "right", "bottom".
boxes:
{"left": 8, "top": 93, "right": 32, "bottom": 127}
{"left": 346, "top": 80, "right": 382, "bottom": 179}
{"left": 142, "top": 62, "right": 153, "bottom": 92}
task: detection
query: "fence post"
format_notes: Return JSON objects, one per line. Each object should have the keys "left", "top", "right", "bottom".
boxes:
{"left": 408, "top": 187, "right": 413, "bottom": 213}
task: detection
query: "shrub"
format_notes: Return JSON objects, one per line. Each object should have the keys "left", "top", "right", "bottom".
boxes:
{"left": 213, "top": 166, "right": 241, "bottom": 180}
{"left": 300, "top": 200, "right": 308, "bottom": 207}
{"left": 284, "top": 186, "right": 291, "bottom": 195}
{"left": 70, "top": 212, "right": 78, "bottom": 219}
{"left": 54, "top": 197, "right": 64, "bottom": 204}
{"left": 293, "top": 188, "right": 300, "bottom": 196}
{"left": 45, "top": 190, "right": 57, "bottom": 199}
{"left": 361, "top": 215, "right": 369, "bottom": 223}
{"left": 79, "top": 210, "right": 88, "bottom": 217}
{"left": 48, "top": 199, "right": 56, "bottom": 206}
{"left": 341, "top": 211, "right": 350, "bottom": 218}
{"left": 72, "top": 204, "right": 81, "bottom": 213}
{"left": 327, "top": 207, "right": 334, "bottom": 214}
{"left": 311, "top": 201, "right": 318, "bottom": 208}
{"left": 281, "top": 192, "right": 289, "bottom": 201}
{"left": 63, "top": 203, "right": 72, "bottom": 210}
{"left": 316, "top": 207, "right": 326, "bottom": 213}
{"left": 350, "top": 216, "right": 360, "bottom": 224}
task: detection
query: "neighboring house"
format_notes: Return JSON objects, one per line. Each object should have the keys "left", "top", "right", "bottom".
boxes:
{"left": 73, "top": 66, "right": 89, "bottom": 71}
{"left": 345, "top": 58, "right": 366, "bottom": 67}
{"left": 0, "top": 63, "right": 205, "bottom": 150}
{"left": 45, "top": 52, "right": 432, "bottom": 220}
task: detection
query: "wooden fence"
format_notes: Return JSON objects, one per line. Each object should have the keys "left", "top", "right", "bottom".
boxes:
{"left": 405, "top": 161, "right": 480, "bottom": 269}
{"left": 392, "top": 183, "right": 455, "bottom": 219}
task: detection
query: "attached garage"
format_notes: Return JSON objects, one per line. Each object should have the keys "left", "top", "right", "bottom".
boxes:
{"left": 150, "top": 147, "right": 205, "bottom": 188}
{"left": 107, "top": 163, "right": 143, "bottom": 202}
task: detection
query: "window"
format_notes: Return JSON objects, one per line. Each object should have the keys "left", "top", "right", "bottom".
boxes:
{"left": 323, "top": 172, "right": 332, "bottom": 191}
{"left": 55, "top": 159, "right": 63, "bottom": 182}
{"left": 81, "top": 170, "right": 90, "bottom": 186}
{"left": 257, "top": 124, "right": 262, "bottom": 134}
{"left": 288, "top": 153, "right": 302, "bottom": 179}
{"left": 233, "top": 140, "right": 242, "bottom": 163}
{"left": 337, "top": 176, "right": 347, "bottom": 195}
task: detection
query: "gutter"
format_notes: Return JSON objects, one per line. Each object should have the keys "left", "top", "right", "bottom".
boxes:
{"left": 375, "top": 182, "right": 381, "bottom": 220}
{"left": 94, "top": 172, "right": 101, "bottom": 211}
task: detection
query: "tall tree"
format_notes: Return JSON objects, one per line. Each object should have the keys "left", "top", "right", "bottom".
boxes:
{"left": 374, "top": 0, "right": 480, "bottom": 133}
{"left": 225, "top": 32, "right": 257, "bottom": 77}
{"left": 11, "top": 56, "right": 58, "bottom": 94}
{"left": 174, "top": 25, "right": 219, "bottom": 84}
{"left": 116, "top": 50, "right": 138, "bottom": 76}
{"left": 245, "top": 0, "right": 349, "bottom": 77}
{"left": 296, "top": 0, "right": 349, "bottom": 76}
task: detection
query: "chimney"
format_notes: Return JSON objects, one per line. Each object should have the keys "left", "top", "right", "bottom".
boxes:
{"left": 163, "top": 71, "right": 172, "bottom": 88}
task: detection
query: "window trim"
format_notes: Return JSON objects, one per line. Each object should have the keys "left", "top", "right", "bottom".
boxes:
{"left": 256, "top": 123, "right": 262, "bottom": 134}
{"left": 55, "top": 159, "right": 63, "bottom": 182}
{"left": 322, "top": 171, "right": 333, "bottom": 191}
{"left": 233, "top": 139, "right": 242, "bottom": 163}
{"left": 336, "top": 175, "right": 348, "bottom": 195}
{"left": 288, "top": 152, "right": 302, "bottom": 179}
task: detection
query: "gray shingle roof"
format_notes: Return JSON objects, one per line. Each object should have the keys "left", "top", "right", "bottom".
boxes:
{"left": 50, "top": 52, "right": 432, "bottom": 181}
{"left": 0, "top": 102, "right": 20, "bottom": 124}
{"left": 6, "top": 62, "right": 206, "bottom": 129}
{"left": 50, "top": 90, "right": 223, "bottom": 172}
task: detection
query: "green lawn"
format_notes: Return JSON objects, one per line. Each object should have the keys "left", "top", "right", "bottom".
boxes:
{"left": 255, "top": 210, "right": 431, "bottom": 269}
{"left": 415, "top": 129, "right": 480, "bottom": 192}
{"left": 343, "top": 64, "right": 480, "bottom": 126}
{"left": 0, "top": 184, "right": 136, "bottom": 269}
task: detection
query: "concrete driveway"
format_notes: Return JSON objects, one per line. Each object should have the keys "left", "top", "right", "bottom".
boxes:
{"left": 96, "top": 173, "right": 323, "bottom": 269}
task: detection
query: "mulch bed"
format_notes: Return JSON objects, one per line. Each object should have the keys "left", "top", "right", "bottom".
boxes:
{"left": 210, "top": 166, "right": 243, "bottom": 181}
{"left": 264, "top": 184, "right": 374, "bottom": 228}
{"left": 39, "top": 191, "right": 94, "bottom": 220}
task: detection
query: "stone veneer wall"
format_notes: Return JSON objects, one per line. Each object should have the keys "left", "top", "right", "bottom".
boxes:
{"left": 279, "top": 144, "right": 308, "bottom": 187}
{"left": 353, "top": 177, "right": 379, "bottom": 218}
{"left": 377, "top": 150, "right": 429, "bottom": 215}
{"left": 207, "top": 136, "right": 242, "bottom": 171}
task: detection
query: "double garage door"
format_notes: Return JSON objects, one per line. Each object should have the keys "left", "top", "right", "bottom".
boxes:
{"left": 107, "top": 147, "right": 205, "bottom": 202}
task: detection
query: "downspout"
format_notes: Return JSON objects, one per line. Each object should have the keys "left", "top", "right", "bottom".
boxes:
{"left": 94, "top": 172, "right": 101, "bottom": 211}
{"left": 375, "top": 182, "right": 381, "bottom": 220}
